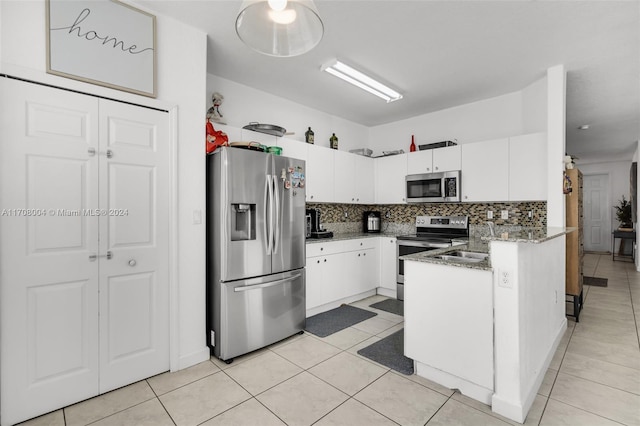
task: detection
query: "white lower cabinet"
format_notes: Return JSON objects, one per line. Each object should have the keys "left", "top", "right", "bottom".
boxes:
{"left": 379, "top": 237, "right": 397, "bottom": 296}
{"left": 306, "top": 239, "right": 378, "bottom": 313}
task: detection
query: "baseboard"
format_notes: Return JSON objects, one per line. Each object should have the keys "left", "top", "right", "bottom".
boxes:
{"left": 416, "top": 362, "right": 492, "bottom": 405}
{"left": 306, "top": 289, "right": 377, "bottom": 317}
{"left": 376, "top": 287, "right": 397, "bottom": 298}
{"left": 492, "top": 317, "right": 567, "bottom": 423}
{"left": 174, "top": 347, "right": 210, "bottom": 372}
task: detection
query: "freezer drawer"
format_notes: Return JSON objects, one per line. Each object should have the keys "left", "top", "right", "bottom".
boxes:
{"left": 214, "top": 269, "right": 305, "bottom": 361}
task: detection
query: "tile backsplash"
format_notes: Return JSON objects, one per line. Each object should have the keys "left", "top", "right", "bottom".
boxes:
{"left": 306, "top": 201, "right": 547, "bottom": 234}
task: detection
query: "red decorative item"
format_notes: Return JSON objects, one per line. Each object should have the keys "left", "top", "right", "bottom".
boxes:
{"left": 410, "top": 135, "right": 416, "bottom": 152}
{"left": 206, "top": 120, "right": 229, "bottom": 154}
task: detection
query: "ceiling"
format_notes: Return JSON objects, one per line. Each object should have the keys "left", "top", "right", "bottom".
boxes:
{"left": 138, "top": 0, "right": 639, "bottom": 162}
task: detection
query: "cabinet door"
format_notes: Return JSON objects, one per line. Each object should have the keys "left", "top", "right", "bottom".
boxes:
{"left": 509, "top": 133, "right": 547, "bottom": 201}
{"left": 277, "top": 138, "right": 308, "bottom": 162}
{"left": 355, "top": 155, "right": 375, "bottom": 204}
{"left": 356, "top": 248, "right": 378, "bottom": 293}
{"left": 306, "top": 144, "right": 334, "bottom": 202}
{"left": 380, "top": 237, "right": 397, "bottom": 291}
{"left": 461, "top": 138, "right": 509, "bottom": 202}
{"left": 433, "top": 145, "right": 461, "bottom": 172}
{"left": 334, "top": 150, "right": 356, "bottom": 203}
{"left": 98, "top": 100, "right": 170, "bottom": 393}
{"left": 407, "top": 150, "right": 433, "bottom": 174}
{"left": 306, "top": 256, "right": 325, "bottom": 310}
{"left": 375, "top": 154, "right": 408, "bottom": 204}
{"left": 0, "top": 79, "right": 101, "bottom": 425}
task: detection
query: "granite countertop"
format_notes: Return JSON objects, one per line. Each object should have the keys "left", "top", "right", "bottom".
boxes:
{"left": 480, "top": 227, "right": 577, "bottom": 243}
{"left": 400, "top": 239, "right": 492, "bottom": 271}
{"left": 306, "top": 231, "right": 397, "bottom": 243}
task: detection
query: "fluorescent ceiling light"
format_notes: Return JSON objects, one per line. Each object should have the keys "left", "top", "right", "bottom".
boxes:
{"left": 322, "top": 60, "right": 403, "bottom": 103}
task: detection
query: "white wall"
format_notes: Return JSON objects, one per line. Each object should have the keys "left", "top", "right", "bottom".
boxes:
{"left": 546, "top": 65, "right": 567, "bottom": 227}
{"left": 0, "top": 0, "right": 209, "bottom": 370}
{"left": 368, "top": 91, "right": 525, "bottom": 155}
{"left": 522, "top": 76, "right": 548, "bottom": 134}
{"left": 206, "top": 74, "right": 369, "bottom": 152}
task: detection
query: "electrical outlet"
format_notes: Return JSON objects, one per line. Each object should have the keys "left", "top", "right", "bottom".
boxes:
{"left": 487, "top": 210, "right": 493, "bottom": 219}
{"left": 501, "top": 210, "right": 509, "bottom": 220}
{"left": 528, "top": 210, "right": 533, "bottom": 219}
{"left": 498, "top": 269, "right": 512, "bottom": 288}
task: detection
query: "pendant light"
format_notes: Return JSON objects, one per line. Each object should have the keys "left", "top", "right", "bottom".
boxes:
{"left": 236, "top": 0, "right": 324, "bottom": 57}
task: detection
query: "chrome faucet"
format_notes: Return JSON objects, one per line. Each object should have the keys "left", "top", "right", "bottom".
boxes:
{"left": 487, "top": 221, "right": 496, "bottom": 237}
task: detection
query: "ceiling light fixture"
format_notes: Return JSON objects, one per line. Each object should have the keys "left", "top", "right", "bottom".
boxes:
{"left": 321, "top": 60, "right": 403, "bottom": 103}
{"left": 236, "top": 0, "right": 324, "bottom": 57}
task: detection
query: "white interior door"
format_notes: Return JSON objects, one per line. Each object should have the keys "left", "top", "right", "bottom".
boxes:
{"left": 583, "top": 173, "right": 610, "bottom": 252}
{"left": 0, "top": 78, "right": 100, "bottom": 425}
{"left": 98, "top": 100, "right": 170, "bottom": 392}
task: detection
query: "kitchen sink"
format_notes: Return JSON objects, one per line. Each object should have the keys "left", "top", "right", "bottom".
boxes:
{"left": 435, "top": 251, "right": 489, "bottom": 263}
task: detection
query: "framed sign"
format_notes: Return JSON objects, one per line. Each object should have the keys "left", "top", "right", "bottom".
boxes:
{"left": 46, "top": 0, "right": 156, "bottom": 98}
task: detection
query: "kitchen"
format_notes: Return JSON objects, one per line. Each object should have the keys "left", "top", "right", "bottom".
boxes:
{"left": 1, "top": 1, "right": 639, "bottom": 425}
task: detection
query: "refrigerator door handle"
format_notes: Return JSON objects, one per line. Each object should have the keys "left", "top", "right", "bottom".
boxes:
{"left": 233, "top": 273, "right": 302, "bottom": 292}
{"left": 272, "top": 174, "right": 280, "bottom": 254}
{"left": 263, "top": 174, "right": 272, "bottom": 255}
{"left": 267, "top": 174, "right": 275, "bottom": 254}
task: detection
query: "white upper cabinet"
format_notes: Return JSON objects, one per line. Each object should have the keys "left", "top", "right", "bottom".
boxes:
{"left": 334, "top": 150, "right": 356, "bottom": 203}
{"left": 333, "top": 150, "right": 375, "bottom": 204}
{"left": 306, "top": 144, "right": 334, "bottom": 202}
{"left": 354, "top": 154, "right": 375, "bottom": 204}
{"left": 376, "top": 153, "right": 408, "bottom": 204}
{"left": 461, "top": 138, "right": 509, "bottom": 202}
{"left": 407, "top": 145, "right": 461, "bottom": 175}
{"left": 508, "top": 133, "right": 547, "bottom": 201}
{"left": 277, "top": 138, "right": 308, "bottom": 162}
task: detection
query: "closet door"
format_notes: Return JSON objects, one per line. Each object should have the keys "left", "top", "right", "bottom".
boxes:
{"left": 0, "top": 78, "right": 100, "bottom": 425}
{"left": 97, "top": 100, "right": 170, "bottom": 392}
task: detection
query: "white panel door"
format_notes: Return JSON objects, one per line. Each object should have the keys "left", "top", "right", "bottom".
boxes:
{"left": 583, "top": 174, "right": 610, "bottom": 252}
{"left": 0, "top": 78, "right": 100, "bottom": 425}
{"left": 98, "top": 100, "right": 170, "bottom": 392}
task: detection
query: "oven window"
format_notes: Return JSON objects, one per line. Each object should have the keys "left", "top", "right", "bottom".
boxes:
{"left": 407, "top": 179, "right": 441, "bottom": 198}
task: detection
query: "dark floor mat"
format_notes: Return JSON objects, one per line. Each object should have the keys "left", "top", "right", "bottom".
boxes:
{"left": 370, "top": 299, "right": 404, "bottom": 316}
{"left": 357, "top": 329, "right": 414, "bottom": 375}
{"left": 584, "top": 276, "right": 608, "bottom": 287}
{"left": 305, "top": 305, "right": 377, "bottom": 338}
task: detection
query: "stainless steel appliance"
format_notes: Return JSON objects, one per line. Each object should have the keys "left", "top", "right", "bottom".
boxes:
{"left": 363, "top": 211, "right": 381, "bottom": 233}
{"left": 306, "top": 208, "right": 333, "bottom": 238}
{"left": 207, "top": 147, "right": 306, "bottom": 362}
{"left": 396, "top": 215, "right": 469, "bottom": 300}
{"left": 406, "top": 171, "right": 461, "bottom": 203}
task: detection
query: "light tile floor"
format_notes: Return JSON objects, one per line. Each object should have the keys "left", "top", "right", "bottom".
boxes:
{"left": 20, "top": 253, "right": 640, "bottom": 425}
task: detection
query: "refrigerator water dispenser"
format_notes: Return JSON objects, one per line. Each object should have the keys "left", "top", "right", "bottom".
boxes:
{"left": 231, "top": 203, "right": 255, "bottom": 241}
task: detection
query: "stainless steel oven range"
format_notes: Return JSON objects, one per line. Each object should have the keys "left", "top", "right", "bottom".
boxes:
{"left": 396, "top": 215, "right": 469, "bottom": 300}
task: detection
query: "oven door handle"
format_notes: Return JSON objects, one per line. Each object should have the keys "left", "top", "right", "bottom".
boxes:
{"left": 397, "top": 240, "right": 451, "bottom": 249}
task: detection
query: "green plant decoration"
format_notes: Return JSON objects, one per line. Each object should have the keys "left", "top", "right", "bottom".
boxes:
{"left": 614, "top": 196, "right": 633, "bottom": 229}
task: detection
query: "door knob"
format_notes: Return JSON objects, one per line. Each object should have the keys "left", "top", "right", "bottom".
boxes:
{"left": 128, "top": 259, "right": 137, "bottom": 267}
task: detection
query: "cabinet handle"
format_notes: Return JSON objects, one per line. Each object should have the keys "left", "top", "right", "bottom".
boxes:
{"left": 317, "top": 260, "right": 320, "bottom": 264}
{"left": 324, "top": 259, "right": 327, "bottom": 262}
{"left": 128, "top": 259, "right": 137, "bottom": 267}
{"left": 89, "top": 251, "right": 112, "bottom": 261}
{"left": 358, "top": 253, "right": 361, "bottom": 257}
{"left": 88, "top": 147, "right": 96, "bottom": 156}
{"left": 310, "top": 195, "right": 314, "bottom": 199}
{"left": 435, "top": 166, "right": 439, "bottom": 171}
{"left": 363, "top": 253, "right": 366, "bottom": 256}
{"left": 320, "top": 247, "right": 323, "bottom": 251}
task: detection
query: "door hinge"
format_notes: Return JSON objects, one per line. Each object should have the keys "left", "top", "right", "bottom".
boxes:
{"left": 210, "top": 330, "right": 215, "bottom": 346}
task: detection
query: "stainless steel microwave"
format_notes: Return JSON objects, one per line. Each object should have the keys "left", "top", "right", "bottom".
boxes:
{"left": 406, "top": 171, "right": 461, "bottom": 202}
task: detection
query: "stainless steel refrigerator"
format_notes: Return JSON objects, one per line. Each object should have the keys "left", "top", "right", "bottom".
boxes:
{"left": 207, "top": 147, "right": 306, "bottom": 362}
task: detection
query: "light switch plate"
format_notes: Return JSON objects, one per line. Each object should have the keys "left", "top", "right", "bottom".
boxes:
{"left": 487, "top": 211, "right": 494, "bottom": 219}
{"left": 501, "top": 210, "right": 509, "bottom": 220}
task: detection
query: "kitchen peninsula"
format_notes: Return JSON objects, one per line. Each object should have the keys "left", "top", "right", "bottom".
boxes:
{"left": 403, "top": 228, "right": 574, "bottom": 424}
